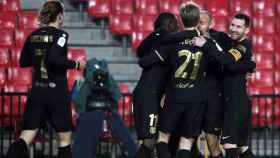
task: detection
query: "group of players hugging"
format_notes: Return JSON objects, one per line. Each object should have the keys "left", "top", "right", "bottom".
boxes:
{"left": 133, "top": 2, "right": 256, "bottom": 158}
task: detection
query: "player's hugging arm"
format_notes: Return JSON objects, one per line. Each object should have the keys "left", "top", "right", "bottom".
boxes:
{"left": 138, "top": 45, "right": 169, "bottom": 69}
{"left": 200, "top": 38, "right": 238, "bottom": 65}
{"left": 223, "top": 41, "right": 256, "bottom": 73}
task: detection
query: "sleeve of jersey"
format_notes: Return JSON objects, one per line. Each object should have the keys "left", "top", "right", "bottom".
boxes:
{"left": 226, "top": 60, "right": 256, "bottom": 73}
{"left": 46, "top": 33, "right": 76, "bottom": 69}
{"left": 138, "top": 45, "right": 168, "bottom": 69}
{"left": 203, "top": 40, "right": 242, "bottom": 65}
{"left": 20, "top": 38, "right": 33, "bottom": 67}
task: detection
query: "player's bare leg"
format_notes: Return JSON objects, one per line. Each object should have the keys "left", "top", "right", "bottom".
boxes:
{"left": 175, "top": 137, "right": 194, "bottom": 158}
{"left": 206, "top": 133, "right": 223, "bottom": 158}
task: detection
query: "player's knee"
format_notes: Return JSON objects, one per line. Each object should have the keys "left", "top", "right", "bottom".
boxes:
{"left": 206, "top": 134, "right": 221, "bottom": 154}
{"left": 178, "top": 137, "right": 194, "bottom": 151}
{"left": 19, "top": 129, "right": 38, "bottom": 145}
{"left": 143, "top": 138, "right": 156, "bottom": 150}
{"left": 58, "top": 131, "right": 72, "bottom": 147}
{"left": 158, "top": 131, "right": 170, "bottom": 143}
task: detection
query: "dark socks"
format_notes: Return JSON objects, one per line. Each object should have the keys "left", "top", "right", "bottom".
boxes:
{"left": 176, "top": 150, "right": 191, "bottom": 158}
{"left": 156, "top": 142, "right": 171, "bottom": 158}
{"left": 57, "top": 145, "right": 72, "bottom": 158}
{"left": 6, "top": 138, "right": 29, "bottom": 158}
{"left": 134, "top": 144, "right": 152, "bottom": 158}
{"left": 225, "top": 148, "right": 238, "bottom": 158}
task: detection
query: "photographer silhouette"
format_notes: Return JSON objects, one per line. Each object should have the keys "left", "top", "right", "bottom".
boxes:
{"left": 71, "top": 58, "right": 137, "bottom": 158}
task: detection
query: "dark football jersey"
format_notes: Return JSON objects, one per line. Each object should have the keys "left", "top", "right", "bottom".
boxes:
{"left": 20, "top": 26, "right": 76, "bottom": 83}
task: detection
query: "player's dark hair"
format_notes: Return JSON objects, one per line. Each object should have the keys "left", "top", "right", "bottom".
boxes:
{"left": 180, "top": 3, "right": 200, "bottom": 28}
{"left": 38, "top": 0, "right": 64, "bottom": 25}
{"left": 234, "top": 13, "right": 250, "bottom": 28}
{"left": 154, "top": 12, "right": 179, "bottom": 33}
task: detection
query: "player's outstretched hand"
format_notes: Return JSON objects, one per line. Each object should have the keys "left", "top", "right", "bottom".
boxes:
{"left": 193, "top": 36, "right": 207, "bottom": 47}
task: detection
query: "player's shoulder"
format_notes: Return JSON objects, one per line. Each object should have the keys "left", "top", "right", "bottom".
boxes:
{"left": 240, "top": 38, "right": 252, "bottom": 46}
{"left": 54, "top": 28, "right": 69, "bottom": 38}
{"left": 210, "top": 29, "right": 230, "bottom": 41}
{"left": 160, "top": 31, "right": 191, "bottom": 45}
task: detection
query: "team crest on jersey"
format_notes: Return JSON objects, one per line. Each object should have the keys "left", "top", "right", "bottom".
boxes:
{"left": 57, "top": 36, "right": 66, "bottom": 47}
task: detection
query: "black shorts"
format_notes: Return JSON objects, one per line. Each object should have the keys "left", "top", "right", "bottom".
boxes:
{"left": 221, "top": 92, "right": 251, "bottom": 145}
{"left": 159, "top": 102, "right": 205, "bottom": 138}
{"left": 22, "top": 81, "right": 73, "bottom": 132}
{"left": 133, "top": 91, "right": 161, "bottom": 139}
{"left": 203, "top": 89, "right": 223, "bottom": 136}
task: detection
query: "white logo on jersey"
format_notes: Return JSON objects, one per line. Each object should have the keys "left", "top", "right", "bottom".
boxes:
{"left": 222, "top": 136, "right": 231, "bottom": 140}
{"left": 57, "top": 36, "right": 66, "bottom": 47}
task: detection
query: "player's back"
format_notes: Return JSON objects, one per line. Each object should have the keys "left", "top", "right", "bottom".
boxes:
{"left": 158, "top": 30, "right": 208, "bottom": 104}
{"left": 20, "top": 26, "right": 69, "bottom": 82}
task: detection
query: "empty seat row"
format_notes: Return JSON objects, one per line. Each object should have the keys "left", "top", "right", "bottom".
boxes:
{"left": 88, "top": 0, "right": 280, "bottom": 17}
{"left": 251, "top": 98, "right": 280, "bottom": 128}
{"left": 0, "top": 11, "right": 38, "bottom": 29}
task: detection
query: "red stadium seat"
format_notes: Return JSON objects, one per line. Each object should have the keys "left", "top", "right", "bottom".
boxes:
{"left": 276, "top": 35, "right": 280, "bottom": 53}
{"left": 247, "top": 85, "right": 274, "bottom": 95}
{"left": 253, "top": 0, "right": 275, "bottom": 17}
{"left": 253, "top": 17, "right": 275, "bottom": 34}
{"left": 109, "top": 14, "right": 132, "bottom": 35}
{"left": 181, "top": 0, "right": 206, "bottom": 9}
{"left": 250, "top": 70, "right": 274, "bottom": 88}
{"left": 0, "top": 0, "right": 20, "bottom": 12}
{"left": 0, "top": 68, "right": 6, "bottom": 88}
{"left": 118, "top": 95, "right": 134, "bottom": 127}
{"left": 277, "top": 1, "right": 280, "bottom": 16}
{"left": 251, "top": 98, "right": 274, "bottom": 128}
{"left": 15, "top": 29, "right": 34, "bottom": 48}
{"left": 87, "top": 0, "right": 111, "bottom": 18}
{"left": 274, "top": 99, "right": 280, "bottom": 127}
{"left": 111, "top": 0, "right": 133, "bottom": 15}
{"left": 2, "top": 84, "right": 28, "bottom": 124}
{"left": 275, "top": 53, "right": 280, "bottom": 69}
{"left": 0, "top": 29, "right": 14, "bottom": 47}
{"left": 18, "top": 11, "right": 39, "bottom": 29}
{"left": 275, "top": 86, "right": 280, "bottom": 94}
{"left": 135, "top": 0, "right": 158, "bottom": 15}
{"left": 7, "top": 67, "right": 32, "bottom": 85}
{"left": 252, "top": 53, "right": 274, "bottom": 70}
{"left": 275, "top": 71, "right": 280, "bottom": 86}
{"left": 10, "top": 47, "right": 21, "bottom": 67}
{"left": 230, "top": 0, "right": 252, "bottom": 17}
{"left": 132, "top": 14, "right": 156, "bottom": 32}
{"left": 67, "top": 48, "right": 87, "bottom": 61}
{"left": 252, "top": 35, "right": 274, "bottom": 52}
{"left": 0, "top": 12, "right": 17, "bottom": 29}
{"left": 119, "top": 83, "right": 130, "bottom": 93}
{"left": 132, "top": 31, "right": 150, "bottom": 52}
{"left": 67, "top": 70, "right": 83, "bottom": 89}
{"left": 0, "top": 48, "right": 10, "bottom": 67}
{"left": 207, "top": 0, "right": 229, "bottom": 16}
{"left": 158, "top": 0, "right": 181, "bottom": 16}
{"left": 212, "top": 16, "right": 229, "bottom": 32}
{"left": 276, "top": 18, "right": 280, "bottom": 34}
